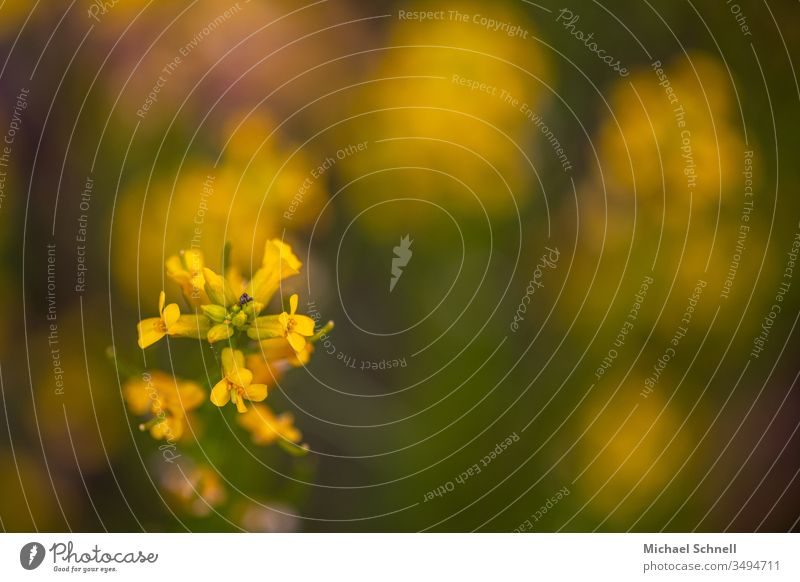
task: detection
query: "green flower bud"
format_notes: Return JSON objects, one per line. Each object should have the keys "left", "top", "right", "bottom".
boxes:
{"left": 200, "top": 304, "right": 228, "bottom": 323}
{"left": 231, "top": 311, "right": 248, "bottom": 328}
{"left": 207, "top": 323, "right": 234, "bottom": 344}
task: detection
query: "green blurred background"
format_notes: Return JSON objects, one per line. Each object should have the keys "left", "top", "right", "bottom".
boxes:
{"left": 0, "top": 0, "right": 799, "bottom": 532}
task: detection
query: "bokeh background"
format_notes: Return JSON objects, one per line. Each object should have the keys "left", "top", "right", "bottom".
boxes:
{"left": 1, "top": 0, "right": 799, "bottom": 532}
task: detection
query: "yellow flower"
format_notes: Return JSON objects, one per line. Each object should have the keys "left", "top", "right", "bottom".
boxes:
{"left": 137, "top": 291, "right": 210, "bottom": 349}
{"left": 123, "top": 372, "right": 205, "bottom": 441}
{"left": 248, "top": 239, "right": 302, "bottom": 306}
{"left": 210, "top": 348, "right": 268, "bottom": 413}
{"left": 237, "top": 403, "right": 302, "bottom": 446}
{"left": 166, "top": 249, "right": 208, "bottom": 306}
{"left": 279, "top": 294, "right": 316, "bottom": 352}
{"left": 248, "top": 294, "right": 315, "bottom": 352}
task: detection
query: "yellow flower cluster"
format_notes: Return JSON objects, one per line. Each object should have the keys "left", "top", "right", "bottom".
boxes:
{"left": 126, "top": 238, "right": 332, "bottom": 450}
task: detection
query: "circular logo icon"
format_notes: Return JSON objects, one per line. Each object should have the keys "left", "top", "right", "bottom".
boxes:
{"left": 19, "top": 542, "right": 46, "bottom": 570}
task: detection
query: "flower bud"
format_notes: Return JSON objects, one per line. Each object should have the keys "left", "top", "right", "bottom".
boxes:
{"left": 201, "top": 304, "right": 228, "bottom": 323}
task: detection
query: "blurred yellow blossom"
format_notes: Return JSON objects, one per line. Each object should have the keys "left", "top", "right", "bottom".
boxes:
{"left": 166, "top": 249, "right": 209, "bottom": 306}
{"left": 123, "top": 372, "right": 205, "bottom": 441}
{"left": 575, "top": 387, "right": 693, "bottom": 527}
{"left": 238, "top": 403, "right": 302, "bottom": 447}
{"left": 597, "top": 53, "right": 743, "bottom": 215}
{"left": 335, "top": 0, "right": 551, "bottom": 232}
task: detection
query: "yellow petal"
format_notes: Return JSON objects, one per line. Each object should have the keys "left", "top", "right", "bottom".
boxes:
{"left": 287, "top": 332, "right": 306, "bottom": 353}
{"left": 162, "top": 303, "right": 181, "bottom": 328}
{"left": 158, "top": 290, "right": 166, "bottom": 315}
{"left": 122, "top": 379, "right": 152, "bottom": 415}
{"left": 220, "top": 348, "right": 235, "bottom": 375}
{"left": 244, "top": 383, "right": 268, "bottom": 402}
{"left": 167, "top": 252, "right": 209, "bottom": 306}
{"left": 137, "top": 318, "right": 166, "bottom": 349}
{"left": 164, "top": 255, "right": 192, "bottom": 295}
{"left": 289, "top": 293, "right": 298, "bottom": 315}
{"left": 258, "top": 338, "right": 295, "bottom": 360}
{"left": 221, "top": 348, "right": 245, "bottom": 377}
{"left": 210, "top": 380, "right": 231, "bottom": 407}
{"left": 165, "top": 255, "right": 189, "bottom": 284}
{"left": 235, "top": 396, "right": 247, "bottom": 413}
{"left": 151, "top": 416, "right": 184, "bottom": 441}
{"left": 227, "top": 368, "right": 253, "bottom": 388}
{"left": 164, "top": 255, "right": 190, "bottom": 283}
{"left": 168, "top": 416, "right": 185, "bottom": 440}
{"left": 263, "top": 238, "right": 302, "bottom": 275}
{"left": 292, "top": 314, "right": 316, "bottom": 337}
{"left": 207, "top": 323, "right": 233, "bottom": 344}
{"left": 247, "top": 268, "right": 273, "bottom": 306}
{"left": 184, "top": 248, "right": 205, "bottom": 270}
{"left": 277, "top": 413, "right": 302, "bottom": 443}
{"left": 246, "top": 354, "right": 284, "bottom": 385}
{"left": 294, "top": 344, "right": 313, "bottom": 366}
{"left": 177, "top": 382, "right": 206, "bottom": 410}
{"left": 203, "top": 267, "right": 237, "bottom": 307}
{"left": 247, "top": 316, "right": 285, "bottom": 340}
{"left": 248, "top": 240, "right": 302, "bottom": 305}
{"left": 226, "top": 267, "right": 246, "bottom": 298}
